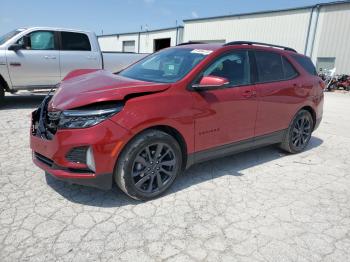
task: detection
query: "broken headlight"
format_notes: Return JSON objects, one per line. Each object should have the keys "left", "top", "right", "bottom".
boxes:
{"left": 58, "top": 104, "right": 123, "bottom": 129}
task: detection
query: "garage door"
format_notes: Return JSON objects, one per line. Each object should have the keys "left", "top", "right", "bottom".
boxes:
{"left": 122, "top": 41, "right": 135, "bottom": 53}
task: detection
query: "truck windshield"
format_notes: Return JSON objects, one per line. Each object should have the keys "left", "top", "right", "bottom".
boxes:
{"left": 119, "top": 48, "right": 212, "bottom": 83}
{"left": 0, "top": 29, "right": 23, "bottom": 45}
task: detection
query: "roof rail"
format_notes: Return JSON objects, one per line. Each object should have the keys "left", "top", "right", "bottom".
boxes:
{"left": 223, "top": 41, "right": 297, "bottom": 52}
{"left": 177, "top": 41, "right": 207, "bottom": 46}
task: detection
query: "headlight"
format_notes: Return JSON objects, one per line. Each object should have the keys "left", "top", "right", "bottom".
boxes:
{"left": 58, "top": 104, "right": 123, "bottom": 129}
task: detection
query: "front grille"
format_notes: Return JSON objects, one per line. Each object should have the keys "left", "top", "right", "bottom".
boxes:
{"left": 46, "top": 111, "right": 61, "bottom": 138}
{"left": 65, "top": 147, "right": 88, "bottom": 164}
{"left": 34, "top": 151, "right": 93, "bottom": 174}
{"left": 34, "top": 152, "right": 54, "bottom": 167}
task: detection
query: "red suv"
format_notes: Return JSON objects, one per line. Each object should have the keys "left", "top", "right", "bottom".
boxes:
{"left": 30, "top": 41, "right": 324, "bottom": 200}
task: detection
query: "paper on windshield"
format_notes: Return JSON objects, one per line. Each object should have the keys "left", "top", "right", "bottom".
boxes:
{"left": 190, "top": 49, "right": 213, "bottom": 55}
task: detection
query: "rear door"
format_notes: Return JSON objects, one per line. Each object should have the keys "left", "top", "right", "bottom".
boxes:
{"left": 6, "top": 30, "right": 60, "bottom": 88}
{"left": 192, "top": 50, "right": 258, "bottom": 152}
{"left": 253, "top": 50, "right": 300, "bottom": 136}
{"left": 59, "top": 31, "right": 101, "bottom": 79}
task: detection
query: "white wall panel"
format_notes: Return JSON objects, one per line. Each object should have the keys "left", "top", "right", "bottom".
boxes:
{"left": 98, "top": 28, "right": 182, "bottom": 53}
{"left": 312, "top": 3, "right": 350, "bottom": 74}
{"left": 183, "top": 9, "right": 311, "bottom": 53}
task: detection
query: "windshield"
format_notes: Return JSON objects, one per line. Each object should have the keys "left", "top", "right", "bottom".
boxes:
{"left": 119, "top": 48, "right": 212, "bottom": 83}
{"left": 0, "top": 29, "right": 23, "bottom": 45}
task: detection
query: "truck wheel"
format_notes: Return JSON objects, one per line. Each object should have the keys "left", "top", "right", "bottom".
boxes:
{"left": 115, "top": 129, "right": 182, "bottom": 201}
{"left": 280, "top": 110, "right": 314, "bottom": 154}
{"left": 0, "top": 83, "right": 4, "bottom": 106}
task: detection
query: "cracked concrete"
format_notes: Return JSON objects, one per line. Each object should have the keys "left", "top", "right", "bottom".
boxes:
{"left": 0, "top": 92, "right": 349, "bottom": 261}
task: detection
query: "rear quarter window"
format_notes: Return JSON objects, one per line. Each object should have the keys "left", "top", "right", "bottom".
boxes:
{"left": 282, "top": 56, "right": 298, "bottom": 79}
{"left": 292, "top": 55, "right": 317, "bottom": 75}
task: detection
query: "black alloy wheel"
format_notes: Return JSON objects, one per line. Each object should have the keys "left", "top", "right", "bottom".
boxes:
{"left": 132, "top": 143, "right": 177, "bottom": 194}
{"left": 291, "top": 115, "right": 312, "bottom": 150}
{"left": 115, "top": 130, "right": 182, "bottom": 200}
{"left": 280, "top": 109, "right": 314, "bottom": 153}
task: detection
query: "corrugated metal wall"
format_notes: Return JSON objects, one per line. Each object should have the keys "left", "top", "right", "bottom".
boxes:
{"left": 312, "top": 3, "right": 350, "bottom": 74}
{"left": 183, "top": 9, "right": 311, "bottom": 53}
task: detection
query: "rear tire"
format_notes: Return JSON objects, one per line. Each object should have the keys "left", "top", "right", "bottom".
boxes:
{"left": 115, "top": 129, "right": 183, "bottom": 201}
{"left": 280, "top": 110, "right": 314, "bottom": 154}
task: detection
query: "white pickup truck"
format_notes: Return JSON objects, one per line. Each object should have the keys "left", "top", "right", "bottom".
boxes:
{"left": 0, "top": 27, "right": 147, "bottom": 104}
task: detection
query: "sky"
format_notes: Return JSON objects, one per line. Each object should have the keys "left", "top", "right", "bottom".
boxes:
{"left": 0, "top": 0, "right": 336, "bottom": 36}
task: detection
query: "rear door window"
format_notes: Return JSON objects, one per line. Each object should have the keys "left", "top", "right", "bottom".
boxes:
{"left": 292, "top": 55, "right": 317, "bottom": 75}
{"left": 255, "top": 51, "right": 284, "bottom": 83}
{"left": 61, "top": 32, "right": 91, "bottom": 51}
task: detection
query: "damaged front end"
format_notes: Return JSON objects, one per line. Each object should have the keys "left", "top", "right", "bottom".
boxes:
{"left": 32, "top": 95, "right": 58, "bottom": 140}
{"left": 32, "top": 96, "right": 125, "bottom": 140}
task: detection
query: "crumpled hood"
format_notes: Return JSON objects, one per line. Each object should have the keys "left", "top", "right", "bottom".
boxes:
{"left": 49, "top": 70, "right": 171, "bottom": 111}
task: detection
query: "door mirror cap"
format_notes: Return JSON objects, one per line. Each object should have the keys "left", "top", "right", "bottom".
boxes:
{"left": 8, "top": 43, "right": 24, "bottom": 52}
{"left": 192, "top": 76, "right": 229, "bottom": 91}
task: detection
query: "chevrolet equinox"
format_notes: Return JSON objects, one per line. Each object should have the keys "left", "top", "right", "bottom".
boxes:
{"left": 30, "top": 41, "right": 324, "bottom": 200}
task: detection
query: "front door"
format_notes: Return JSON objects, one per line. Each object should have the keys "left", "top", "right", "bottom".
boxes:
{"left": 192, "top": 50, "right": 258, "bottom": 152}
{"left": 6, "top": 30, "right": 60, "bottom": 88}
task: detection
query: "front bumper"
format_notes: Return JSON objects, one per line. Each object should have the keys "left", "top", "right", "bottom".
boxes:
{"left": 31, "top": 115, "right": 131, "bottom": 190}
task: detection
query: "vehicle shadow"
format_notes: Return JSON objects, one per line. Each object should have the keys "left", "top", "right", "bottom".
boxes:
{"left": 0, "top": 92, "right": 46, "bottom": 110}
{"left": 46, "top": 136, "right": 323, "bottom": 207}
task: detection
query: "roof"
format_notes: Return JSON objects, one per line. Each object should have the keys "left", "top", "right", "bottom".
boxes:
{"left": 17, "top": 26, "right": 93, "bottom": 34}
{"left": 98, "top": 26, "right": 184, "bottom": 38}
{"left": 183, "top": 1, "right": 350, "bottom": 22}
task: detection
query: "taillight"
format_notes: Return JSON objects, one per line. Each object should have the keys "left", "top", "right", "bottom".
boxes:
{"left": 319, "top": 80, "right": 325, "bottom": 90}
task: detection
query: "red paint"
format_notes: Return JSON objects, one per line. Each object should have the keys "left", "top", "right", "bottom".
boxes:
{"left": 30, "top": 44, "right": 323, "bottom": 188}
{"left": 198, "top": 75, "right": 229, "bottom": 86}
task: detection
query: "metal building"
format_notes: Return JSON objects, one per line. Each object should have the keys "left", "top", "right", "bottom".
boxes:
{"left": 98, "top": 26, "right": 183, "bottom": 53}
{"left": 183, "top": 1, "right": 350, "bottom": 74}
{"left": 98, "top": 1, "right": 349, "bottom": 74}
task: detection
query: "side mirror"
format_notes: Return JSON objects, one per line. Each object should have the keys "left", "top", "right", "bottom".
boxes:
{"left": 8, "top": 43, "right": 24, "bottom": 52}
{"left": 192, "top": 75, "right": 229, "bottom": 91}
{"left": 8, "top": 35, "right": 30, "bottom": 52}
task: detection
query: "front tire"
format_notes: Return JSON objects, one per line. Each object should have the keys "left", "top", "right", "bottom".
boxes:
{"left": 0, "top": 83, "right": 4, "bottom": 106}
{"left": 280, "top": 110, "right": 314, "bottom": 153}
{"left": 115, "top": 130, "right": 182, "bottom": 200}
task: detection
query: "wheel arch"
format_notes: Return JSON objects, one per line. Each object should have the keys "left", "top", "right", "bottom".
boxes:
{"left": 0, "top": 74, "right": 10, "bottom": 92}
{"left": 137, "top": 125, "right": 188, "bottom": 170}
{"left": 299, "top": 105, "right": 316, "bottom": 129}
{"left": 117, "top": 124, "right": 188, "bottom": 172}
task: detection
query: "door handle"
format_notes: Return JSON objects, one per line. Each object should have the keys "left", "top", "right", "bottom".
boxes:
{"left": 9, "top": 62, "right": 21, "bottom": 67}
{"left": 44, "top": 56, "right": 57, "bottom": 59}
{"left": 87, "top": 56, "right": 97, "bottom": 60}
{"left": 242, "top": 90, "right": 257, "bottom": 98}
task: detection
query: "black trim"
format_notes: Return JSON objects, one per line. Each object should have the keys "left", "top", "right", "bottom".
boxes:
{"left": 45, "top": 172, "right": 113, "bottom": 190}
{"left": 224, "top": 41, "right": 297, "bottom": 53}
{"left": 186, "top": 129, "right": 286, "bottom": 168}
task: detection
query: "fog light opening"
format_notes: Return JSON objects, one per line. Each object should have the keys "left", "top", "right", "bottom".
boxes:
{"left": 86, "top": 147, "right": 96, "bottom": 172}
